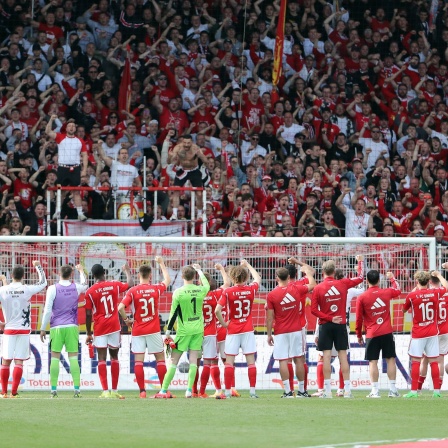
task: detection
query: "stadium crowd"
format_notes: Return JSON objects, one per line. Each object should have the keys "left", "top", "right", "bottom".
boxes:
{"left": 0, "top": 0, "right": 448, "bottom": 240}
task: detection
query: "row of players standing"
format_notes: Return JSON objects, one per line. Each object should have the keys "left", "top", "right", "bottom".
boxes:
{"left": 0, "top": 255, "right": 447, "bottom": 398}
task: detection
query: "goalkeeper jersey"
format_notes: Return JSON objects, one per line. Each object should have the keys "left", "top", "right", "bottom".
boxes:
{"left": 168, "top": 279, "right": 210, "bottom": 337}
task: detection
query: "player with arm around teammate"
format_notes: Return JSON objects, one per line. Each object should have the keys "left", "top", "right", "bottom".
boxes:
{"left": 215, "top": 260, "right": 262, "bottom": 399}
{"left": 197, "top": 264, "right": 231, "bottom": 399}
{"left": 311, "top": 255, "right": 364, "bottom": 399}
{"left": 402, "top": 270, "right": 448, "bottom": 399}
{"left": 40, "top": 264, "right": 88, "bottom": 398}
{"left": 356, "top": 270, "right": 401, "bottom": 398}
{"left": 155, "top": 263, "right": 210, "bottom": 399}
{"left": 266, "top": 265, "right": 316, "bottom": 398}
{"left": 85, "top": 263, "right": 133, "bottom": 399}
{"left": 0, "top": 261, "right": 47, "bottom": 398}
{"left": 118, "top": 257, "right": 170, "bottom": 399}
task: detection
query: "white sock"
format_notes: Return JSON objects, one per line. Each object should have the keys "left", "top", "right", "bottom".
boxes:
{"left": 389, "top": 380, "right": 397, "bottom": 392}
{"left": 250, "top": 387, "right": 255, "bottom": 395}
{"left": 298, "top": 381, "right": 305, "bottom": 393}
{"left": 344, "top": 380, "right": 351, "bottom": 392}
{"left": 324, "top": 379, "right": 331, "bottom": 394}
{"left": 372, "top": 382, "right": 379, "bottom": 393}
{"left": 283, "top": 380, "right": 290, "bottom": 394}
{"left": 225, "top": 389, "right": 231, "bottom": 396}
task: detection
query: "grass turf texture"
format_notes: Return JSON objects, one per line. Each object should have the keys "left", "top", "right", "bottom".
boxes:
{"left": 1, "top": 390, "right": 447, "bottom": 448}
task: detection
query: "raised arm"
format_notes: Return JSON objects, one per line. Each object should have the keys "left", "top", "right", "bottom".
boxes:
{"left": 240, "top": 259, "right": 261, "bottom": 285}
{"left": 155, "top": 256, "right": 170, "bottom": 288}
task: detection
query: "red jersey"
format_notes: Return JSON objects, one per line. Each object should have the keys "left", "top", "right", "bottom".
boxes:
{"left": 203, "top": 288, "right": 224, "bottom": 337}
{"left": 219, "top": 282, "right": 259, "bottom": 335}
{"left": 311, "top": 261, "right": 364, "bottom": 325}
{"left": 292, "top": 277, "right": 309, "bottom": 328}
{"left": 267, "top": 282, "right": 308, "bottom": 335}
{"left": 120, "top": 283, "right": 166, "bottom": 337}
{"left": 14, "top": 178, "right": 36, "bottom": 210}
{"left": 85, "top": 280, "right": 129, "bottom": 336}
{"left": 404, "top": 287, "right": 446, "bottom": 339}
{"left": 216, "top": 302, "right": 227, "bottom": 343}
{"left": 438, "top": 293, "right": 448, "bottom": 336}
{"left": 355, "top": 279, "right": 401, "bottom": 339}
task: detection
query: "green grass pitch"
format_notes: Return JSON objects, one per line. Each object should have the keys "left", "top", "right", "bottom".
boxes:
{"left": 1, "top": 390, "right": 447, "bottom": 448}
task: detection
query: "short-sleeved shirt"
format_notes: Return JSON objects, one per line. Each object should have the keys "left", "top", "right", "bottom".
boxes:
{"left": 355, "top": 281, "right": 401, "bottom": 339}
{"left": 404, "top": 287, "right": 446, "bottom": 339}
{"left": 203, "top": 288, "right": 224, "bottom": 337}
{"left": 169, "top": 283, "right": 210, "bottom": 336}
{"left": 311, "top": 261, "right": 364, "bottom": 325}
{"left": 85, "top": 280, "right": 129, "bottom": 336}
{"left": 438, "top": 293, "right": 448, "bottom": 335}
{"left": 121, "top": 282, "right": 166, "bottom": 337}
{"left": 0, "top": 265, "right": 47, "bottom": 334}
{"left": 110, "top": 160, "right": 139, "bottom": 189}
{"left": 55, "top": 133, "right": 87, "bottom": 165}
{"left": 267, "top": 282, "right": 308, "bottom": 335}
{"left": 218, "top": 282, "right": 259, "bottom": 335}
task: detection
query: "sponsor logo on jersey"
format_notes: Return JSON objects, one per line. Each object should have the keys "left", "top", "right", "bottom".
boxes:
{"left": 280, "top": 293, "right": 296, "bottom": 305}
{"left": 371, "top": 297, "right": 386, "bottom": 309}
{"left": 376, "top": 317, "right": 384, "bottom": 325}
{"left": 330, "top": 304, "right": 338, "bottom": 312}
{"left": 325, "top": 286, "right": 341, "bottom": 297}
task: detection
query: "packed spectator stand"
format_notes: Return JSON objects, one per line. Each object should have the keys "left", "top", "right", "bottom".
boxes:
{"left": 0, "top": 0, "right": 447, "bottom": 244}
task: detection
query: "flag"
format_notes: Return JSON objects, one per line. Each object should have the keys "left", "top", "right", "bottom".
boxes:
{"left": 272, "top": 0, "right": 287, "bottom": 86}
{"left": 118, "top": 57, "right": 131, "bottom": 114}
{"left": 429, "top": 0, "right": 438, "bottom": 29}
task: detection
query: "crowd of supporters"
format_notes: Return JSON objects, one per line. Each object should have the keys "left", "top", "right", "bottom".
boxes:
{"left": 1, "top": 0, "right": 448, "bottom": 241}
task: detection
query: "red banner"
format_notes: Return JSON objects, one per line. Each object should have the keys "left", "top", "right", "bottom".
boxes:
{"left": 118, "top": 58, "right": 131, "bottom": 114}
{"left": 272, "top": 0, "right": 286, "bottom": 86}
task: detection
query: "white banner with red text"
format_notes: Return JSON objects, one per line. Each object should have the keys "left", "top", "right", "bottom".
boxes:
{"left": 63, "top": 219, "right": 187, "bottom": 238}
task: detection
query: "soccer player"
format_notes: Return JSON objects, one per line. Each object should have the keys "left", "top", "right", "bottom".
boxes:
{"left": 215, "top": 265, "right": 241, "bottom": 398}
{"left": 155, "top": 264, "right": 210, "bottom": 398}
{"left": 197, "top": 264, "right": 230, "bottom": 399}
{"left": 85, "top": 263, "right": 133, "bottom": 399}
{"left": 266, "top": 265, "right": 316, "bottom": 398}
{"left": 311, "top": 255, "right": 364, "bottom": 398}
{"left": 402, "top": 270, "right": 448, "bottom": 398}
{"left": 286, "top": 258, "right": 316, "bottom": 395}
{"left": 117, "top": 257, "right": 170, "bottom": 399}
{"left": 417, "top": 270, "right": 448, "bottom": 393}
{"left": 0, "top": 261, "right": 47, "bottom": 398}
{"left": 40, "top": 264, "right": 88, "bottom": 398}
{"left": 356, "top": 270, "right": 401, "bottom": 398}
{"left": 215, "top": 260, "right": 262, "bottom": 398}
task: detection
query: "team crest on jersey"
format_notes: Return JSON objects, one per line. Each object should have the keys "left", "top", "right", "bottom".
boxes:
{"left": 330, "top": 304, "right": 338, "bottom": 312}
{"left": 377, "top": 317, "right": 384, "bottom": 324}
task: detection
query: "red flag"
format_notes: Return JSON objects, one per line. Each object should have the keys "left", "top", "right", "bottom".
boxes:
{"left": 118, "top": 58, "right": 131, "bottom": 115}
{"left": 272, "top": 0, "right": 286, "bottom": 86}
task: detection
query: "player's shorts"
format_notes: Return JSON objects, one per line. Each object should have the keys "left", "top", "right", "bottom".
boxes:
{"left": 174, "top": 332, "right": 203, "bottom": 352}
{"left": 301, "top": 327, "right": 307, "bottom": 354}
{"left": 202, "top": 335, "right": 218, "bottom": 360}
{"left": 409, "top": 336, "right": 439, "bottom": 359}
{"left": 273, "top": 331, "right": 303, "bottom": 360}
{"left": 2, "top": 334, "right": 30, "bottom": 360}
{"left": 174, "top": 167, "right": 203, "bottom": 187}
{"left": 131, "top": 333, "right": 164, "bottom": 354}
{"left": 365, "top": 333, "right": 396, "bottom": 361}
{"left": 217, "top": 340, "right": 226, "bottom": 358}
{"left": 439, "top": 333, "right": 448, "bottom": 356}
{"left": 225, "top": 331, "right": 256, "bottom": 356}
{"left": 50, "top": 326, "right": 79, "bottom": 353}
{"left": 94, "top": 331, "right": 121, "bottom": 349}
{"left": 317, "top": 322, "right": 349, "bottom": 352}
